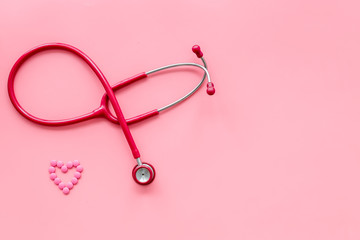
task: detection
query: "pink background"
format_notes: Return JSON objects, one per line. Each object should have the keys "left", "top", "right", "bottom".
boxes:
{"left": 1, "top": 0, "right": 360, "bottom": 239}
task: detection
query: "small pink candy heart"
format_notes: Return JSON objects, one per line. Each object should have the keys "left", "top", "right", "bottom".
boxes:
{"left": 49, "top": 160, "right": 83, "bottom": 195}
{"left": 74, "top": 172, "right": 81, "bottom": 179}
{"left": 48, "top": 167, "right": 55, "bottom": 173}
{"left": 58, "top": 182, "right": 65, "bottom": 190}
{"left": 66, "top": 182, "right": 74, "bottom": 189}
{"left": 54, "top": 178, "right": 61, "bottom": 185}
{"left": 49, "top": 173, "right": 57, "bottom": 180}
{"left": 61, "top": 165, "right": 68, "bottom": 173}
{"left": 63, "top": 187, "right": 70, "bottom": 195}
{"left": 66, "top": 161, "right": 73, "bottom": 169}
{"left": 71, "top": 177, "right": 78, "bottom": 185}
{"left": 76, "top": 165, "right": 83, "bottom": 172}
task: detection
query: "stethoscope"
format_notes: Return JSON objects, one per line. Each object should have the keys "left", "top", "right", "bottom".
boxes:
{"left": 8, "top": 43, "right": 215, "bottom": 185}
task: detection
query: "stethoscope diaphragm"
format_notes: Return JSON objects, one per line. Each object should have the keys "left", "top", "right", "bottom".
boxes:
{"left": 132, "top": 163, "right": 155, "bottom": 185}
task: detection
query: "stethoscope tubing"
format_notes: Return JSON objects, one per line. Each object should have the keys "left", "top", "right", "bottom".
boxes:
{"left": 8, "top": 45, "right": 211, "bottom": 127}
{"left": 8, "top": 43, "right": 141, "bottom": 159}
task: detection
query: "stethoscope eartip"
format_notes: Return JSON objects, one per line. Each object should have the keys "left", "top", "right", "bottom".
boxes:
{"left": 132, "top": 163, "right": 156, "bottom": 185}
{"left": 192, "top": 45, "right": 203, "bottom": 58}
{"left": 207, "top": 82, "right": 215, "bottom": 95}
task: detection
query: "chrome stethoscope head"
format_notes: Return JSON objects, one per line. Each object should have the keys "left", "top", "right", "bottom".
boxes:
{"left": 132, "top": 45, "right": 214, "bottom": 185}
{"left": 132, "top": 158, "right": 156, "bottom": 185}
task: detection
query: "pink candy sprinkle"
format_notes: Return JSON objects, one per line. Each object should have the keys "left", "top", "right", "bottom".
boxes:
{"left": 66, "top": 161, "right": 73, "bottom": 169}
{"left": 50, "top": 160, "right": 57, "bottom": 167}
{"left": 73, "top": 160, "right": 80, "bottom": 167}
{"left": 58, "top": 182, "right": 65, "bottom": 190}
{"left": 48, "top": 166, "right": 55, "bottom": 173}
{"left": 71, "top": 177, "right": 78, "bottom": 185}
{"left": 76, "top": 165, "right": 83, "bottom": 173}
{"left": 57, "top": 161, "right": 64, "bottom": 168}
{"left": 66, "top": 182, "right": 74, "bottom": 189}
{"left": 74, "top": 172, "right": 81, "bottom": 179}
{"left": 62, "top": 187, "right": 70, "bottom": 195}
{"left": 54, "top": 178, "right": 61, "bottom": 185}
{"left": 61, "top": 165, "right": 68, "bottom": 173}
{"left": 50, "top": 173, "right": 57, "bottom": 180}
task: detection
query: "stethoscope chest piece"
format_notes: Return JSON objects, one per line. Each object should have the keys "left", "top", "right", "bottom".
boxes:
{"left": 132, "top": 163, "right": 156, "bottom": 185}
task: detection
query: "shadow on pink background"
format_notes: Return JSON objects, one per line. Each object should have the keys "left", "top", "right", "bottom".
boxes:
{"left": 1, "top": 0, "right": 360, "bottom": 239}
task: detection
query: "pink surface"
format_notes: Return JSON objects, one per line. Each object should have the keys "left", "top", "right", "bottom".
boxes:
{"left": 1, "top": 0, "right": 360, "bottom": 239}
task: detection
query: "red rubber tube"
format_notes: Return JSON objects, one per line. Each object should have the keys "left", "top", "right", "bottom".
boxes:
{"left": 8, "top": 43, "right": 141, "bottom": 159}
{"left": 111, "top": 72, "right": 148, "bottom": 90}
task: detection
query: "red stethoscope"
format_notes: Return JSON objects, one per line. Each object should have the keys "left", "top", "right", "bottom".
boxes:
{"left": 8, "top": 43, "right": 215, "bottom": 185}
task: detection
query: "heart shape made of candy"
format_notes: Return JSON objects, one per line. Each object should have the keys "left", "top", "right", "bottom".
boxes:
{"left": 48, "top": 160, "right": 83, "bottom": 195}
